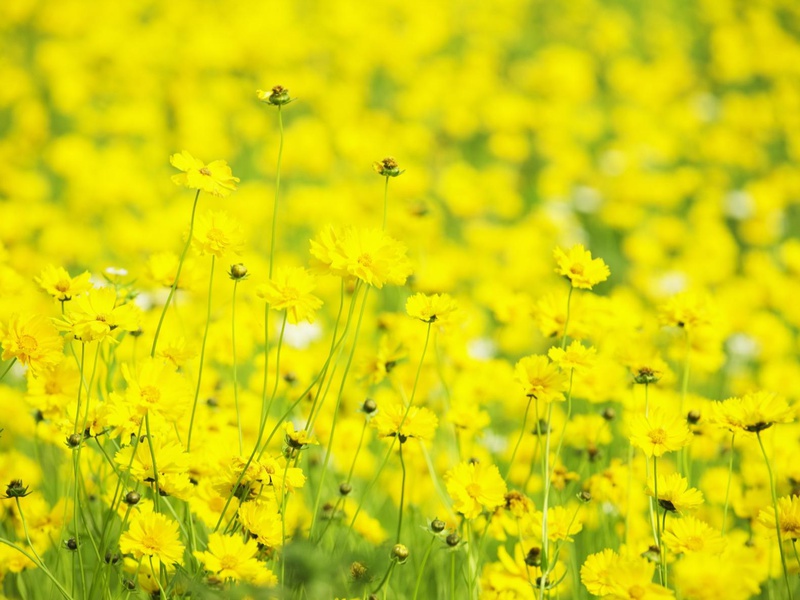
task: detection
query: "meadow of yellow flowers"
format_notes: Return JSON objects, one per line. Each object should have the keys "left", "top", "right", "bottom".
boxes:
{"left": 2, "top": 0, "right": 800, "bottom": 598}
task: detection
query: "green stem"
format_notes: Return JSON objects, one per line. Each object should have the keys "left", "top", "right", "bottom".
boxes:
{"left": 757, "top": 431, "right": 794, "bottom": 600}
{"left": 382, "top": 175, "right": 389, "bottom": 230}
{"left": 309, "top": 285, "right": 370, "bottom": 538}
{"left": 151, "top": 189, "right": 200, "bottom": 357}
{"left": 187, "top": 255, "right": 215, "bottom": 452}
{"left": 505, "top": 396, "right": 533, "bottom": 482}
{"left": 396, "top": 442, "right": 407, "bottom": 543}
{"left": 722, "top": 433, "right": 736, "bottom": 535}
{"left": 560, "top": 286, "right": 574, "bottom": 349}
{"left": 231, "top": 279, "right": 243, "bottom": 454}
{"left": 0, "top": 357, "right": 16, "bottom": 382}
{"left": 413, "top": 536, "right": 436, "bottom": 600}
{"left": 653, "top": 456, "right": 662, "bottom": 585}
{"left": 269, "top": 105, "right": 284, "bottom": 278}
{"left": 0, "top": 537, "right": 74, "bottom": 600}
{"left": 538, "top": 402, "right": 554, "bottom": 600}
{"left": 372, "top": 559, "right": 397, "bottom": 594}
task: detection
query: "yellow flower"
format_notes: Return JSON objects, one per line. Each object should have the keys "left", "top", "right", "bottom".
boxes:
{"left": 514, "top": 355, "right": 568, "bottom": 403}
{"left": 191, "top": 210, "right": 245, "bottom": 258}
{"left": 537, "top": 504, "right": 583, "bottom": 542}
{"left": 54, "top": 287, "right": 140, "bottom": 343}
{"left": 238, "top": 500, "right": 283, "bottom": 549}
{"left": 405, "top": 292, "right": 458, "bottom": 324}
{"left": 194, "top": 532, "right": 276, "bottom": 586}
{"left": 35, "top": 265, "right": 92, "bottom": 302}
{"left": 170, "top": 150, "right": 239, "bottom": 198}
{"left": 657, "top": 291, "right": 712, "bottom": 331}
{"left": 283, "top": 421, "right": 317, "bottom": 449}
{"left": 120, "top": 358, "right": 192, "bottom": 422}
{"left": 0, "top": 314, "right": 63, "bottom": 376}
{"left": 256, "top": 266, "right": 323, "bottom": 324}
{"left": 628, "top": 408, "right": 692, "bottom": 457}
{"left": 757, "top": 495, "right": 800, "bottom": 541}
{"left": 547, "top": 340, "right": 596, "bottom": 372}
{"left": 662, "top": 515, "right": 726, "bottom": 554}
{"left": 582, "top": 550, "right": 674, "bottom": 599}
{"left": 370, "top": 399, "right": 438, "bottom": 442}
{"left": 553, "top": 244, "right": 610, "bottom": 289}
{"left": 119, "top": 511, "right": 185, "bottom": 566}
{"left": 710, "top": 391, "right": 793, "bottom": 434}
{"left": 647, "top": 472, "right": 704, "bottom": 513}
{"left": 445, "top": 461, "right": 507, "bottom": 519}
{"left": 310, "top": 225, "right": 411, "bottom": 288}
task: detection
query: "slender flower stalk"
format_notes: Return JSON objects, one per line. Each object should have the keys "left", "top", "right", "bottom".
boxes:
{"left": 757, "top": 431, "right": 793, "bottom": 600}
{"left": 151, "top": 189, "right": 200, "bottom": 357}
{"left": 722, "top": 433, "right": 736, "bottom": 535}
{"left": 187, "top": 256, "right": 216, "bottom": 452}
{"left": 230, "top": 276, "right": 243, "bottom": 454}
{"left": 505, "top": 395, "right": 533, "bottom": 482}
{"left": 413, "top": 535, "right": 437, "bottom": 600}
{"left": 396, "top": 442, "right": 407, "bottom": 543}
{"left": 0, "top": 357, "right": 16, "bottom": 382}
{"left": 269, "top": 105, "right": 285, "bottom": 277}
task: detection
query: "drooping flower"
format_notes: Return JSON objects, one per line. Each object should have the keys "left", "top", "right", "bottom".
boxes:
{"left": 35, "top": 265, "right": 92, "bottom": 302}
{"left": 445, "top": 461, "right": 507, "bottom": 519}
{"left": 647, "top": 472, "right": 704, "bottom": 513}
{"left": 194, "top": 532, "right": 276, "bottom": 586}
{"left": 0, "top": 314, "right": 63, "bottom": 376}
{"left": 256, "top": 266, "right": 323, "bottom": 324}
{"left": 553, "top": 244, "right": 610, "bottom": 289}
{"left": 710, "top": 391, "right": 793, "bottom": 434}
{"left": 170, "top": 151, "right": 239, "bottom": 198}
{"left": 405, "top": 292, "right": 458, "bottom": 324}
{"left": 119, "top": 511, "right": 185, "bottom": 566}
{"left": 370, "top": 399, "right": 438, "bottom": 442}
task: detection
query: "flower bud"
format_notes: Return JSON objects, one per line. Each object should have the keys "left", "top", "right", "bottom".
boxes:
{"left": 687, "top": 410, "right": 701, "bottom": 425}
{"left": 339, "top": 482, "right": 352, "bottom": 496}
{"left": 391, "top": 543, "right": 409, "bottom": 563}
{"left": 228, "top": 263, "right": 248, "bottom": 280}
{"left": 66, "top": 433, "right": 83, "bottom": 448}
{"left": 65, "top": 538, "right": 78, "bottom": 551}
{"left": 525, "top": 546, "right": 541, "bottom": 567}
{"left": 4, "top": 479, "right": 31, "bottom": 498}
{"left": 362, "top": 398, "right": 377, "bottom": 414}
{"left": 431, "top": 518, "right": 446, "bottom": 533}
{"left": 446, "top": 533, "right": 460, "bottom": 547}
{"left": 257, "top": 85, "right": 293, "bottom": 106}
{"left": 124, "top": 491, "right": 141, "bottom": 506}
{"left": 373, "top": 157, "right": 403, "bottom": 177}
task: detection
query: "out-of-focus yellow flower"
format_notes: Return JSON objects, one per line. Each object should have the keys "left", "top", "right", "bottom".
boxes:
{"left": 663, "top": 515, "right": 725, "bottom": 555}
{"left": 628, "top": 408, "right": 692, "bottom": 457}
{"left": 710, "top": 391, "right": 793, "bottom": 434}
{"left": 256, "top": 266, "right": 323, "bottom": 324}
{"left": 757, "top": 495, "right": 800, "bottom": 541}
{"left": 514, "top": 355, "right": 568, "bottom": 403}
{"left": 194, "top": 532, "right": 276, "bottom": 586}
{"left": 370, "top": 399, "right": 438, "bottom": 442}
{"left": 647, "top": 472, "right": 704, "bottom": 513}
{"left": 191, "top": 210, "right": 245, "bottom": 259}
{"left": 553, "top": 244, "right": 610, "bottom": 289}
{"left": 547, "top": 340, "right": 596, "bottom": 372}
{"left": 170, "top": 151, "right": 239, "bottom": 198}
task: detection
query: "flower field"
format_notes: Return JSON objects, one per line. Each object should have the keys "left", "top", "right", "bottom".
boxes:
{"left": 3, "top": 0, "right": 800, "bottom": 598}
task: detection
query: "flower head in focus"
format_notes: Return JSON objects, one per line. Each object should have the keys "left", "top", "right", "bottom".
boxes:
{"left": 553, "top": 244, "right": 610, "bottom": 290}
{"left": 257, "top": 85, "right": 293, "bottom": 106}
{"left": 629, "top": 408, "right": 692, "bottom": 457}
{"left": 194, "top": 532, "right": 276, "bottom": 586}
{"left": 647, "top": 472, "right": 704, "bottom": 513}
{"left": 445, "top": 461, "right": 507, "bottom": 519}
{"left": 170, "top": 151, "right": 239, "bottom": 198}
{"left": 119, "top": 511, "right": 185, "bottom": 566}
{"left": 405, "top": 292, "right": 458, "bottom": 324}
{"left": 0, "top": 314, "right": 63, "bottom": 376}
{"left": 35, "top": 265, "right": 92, "bottom": 302}
{"left": 514, "top": 355, "right": 568, "bottom": 403}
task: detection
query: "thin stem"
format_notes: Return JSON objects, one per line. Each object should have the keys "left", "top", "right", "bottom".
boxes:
{"left": 371, "top": 559, "right": 397, "bottom": 595}
{"left": 396, "top": 442, "right": 407, "bottom": 543}
{"left": 0, "top": 537, "right": 74, "bottom": 600}
{"left": 505, "top": 396, "right": 533, "bottom": 482}
{"left": 757, "top": 430, "right": 794, "bottom": 600}
{"left": 653, "top": 456, "right": 663, "bottom": 585}
{"left": 187, "top": 255, "right": 215, "bottom": 452}
{"left": 413, "top": 536, "right": 437, "bottom": 600}
{"left": 382, "top": 175, "right": 389, "bottom": 230}
{"left": 231, "top": 279, "right": 243, "bottom": 454}
{"left": 560, "top": 286, "right": 574, "bottom": 349}
{"left": 538, "top": 402, "right": 554, "bottom": 600}
{"left": 309, "top": 286, "right": 370, "bottom": 538}
{"left": 151, "top": 189, "right": 200, "bottom": 357}
{"left": 269, "top": 105, "right": 284, "bottom": 278}
{"left": 0, "top": 357, "right": 16, "bottom": 382}
{"left": 722, "top": 433, "right": 736, "bottom": 535}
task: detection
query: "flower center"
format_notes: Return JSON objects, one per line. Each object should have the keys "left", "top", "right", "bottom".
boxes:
{"left": 569, "top": 263, "right": 585, "bottom": 275}
{"left": 629, "top": 585, "right": 646, "bottom": 599}
{"left": 357, "top": 253, "right": 373, "bottom": 268}
{"left": 199, "top": 167, "right": 212, "bottom": 176}
{"left": 466, "top": 483, "right": 482, "bottom": 498}
{"left": 55, "top": 279, "right": 71, "bottom": 293}
{"left": 18, "top": 335, "right": 38, "bottom": 353}
{"left": 283, "top": 287, "right": 300, "bottom": 302}
{"left": 684, "top": 535, "right": 704, "bottom": 551}
{"left": 219, "top": 555, "right": 238, "bottom": 571}
{"left": 141, "top": 385, "right": 161, "bottom": 405}
{"left": 648, "top": 428, "right": 667, "bottom": 445}
{"left": 207, "top": 228, "right": 225, "bottom": 244}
